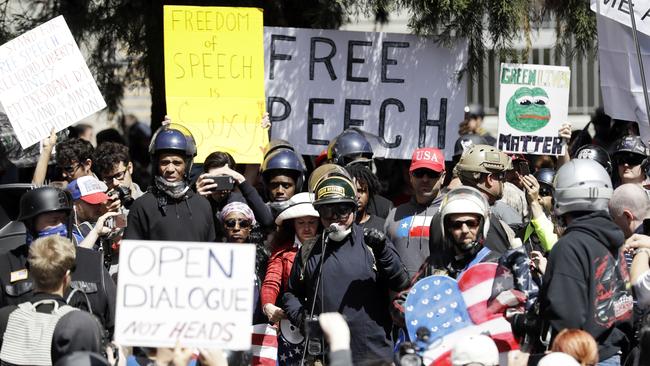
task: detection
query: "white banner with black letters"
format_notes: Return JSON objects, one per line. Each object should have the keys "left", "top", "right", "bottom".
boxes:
{"left": 114, "top": 240, "right": 256, "bottom": 349}
{"left": 264, "top": 27, "right": 468, "bottom": 160}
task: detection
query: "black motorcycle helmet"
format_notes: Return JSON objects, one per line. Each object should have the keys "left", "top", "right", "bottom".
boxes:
{"left": 464, "top": 103, "right": 485, "bottom": 119}
{"left": 453, "top": 134, "right": 488, "bottom": 158}
{"left": 327, "top": 129, "right": 373, "bottom": 166}
{"left": 261, "top": 148, "right": 306, "bottom": 189}
{"left": 262, "top": 139, "right": 294, "bottom": 160}
{"left": 17, "top": 186, "right": 73, "bottom": 239}
{"left": 573, "top": 144, "right": 613, "bottom": 175}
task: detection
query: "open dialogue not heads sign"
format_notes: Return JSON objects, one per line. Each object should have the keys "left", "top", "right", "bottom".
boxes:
{"left": 115, "top": 240, "right": 256, "bottom": 349}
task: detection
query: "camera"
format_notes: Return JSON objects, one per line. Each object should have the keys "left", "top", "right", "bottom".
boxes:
{"left": 303, "top": 315, "right": 324, "bottom": 356}
{"left": 109, "top": 185, "right": 134, "bottom": 209}
{"left": 205, "top": 175, "right": 235, "bottom": 192}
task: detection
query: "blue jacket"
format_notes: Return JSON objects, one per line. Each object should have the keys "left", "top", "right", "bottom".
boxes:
{"left": 283, "top": 224, "right": 409, "bottom": 364}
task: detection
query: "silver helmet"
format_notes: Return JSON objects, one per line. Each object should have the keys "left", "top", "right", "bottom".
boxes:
{"left": 439, "top": 186, "right": 490, "bottom": 242}
{"left": 553, "top": 159, "right": 613, "bottom": 216}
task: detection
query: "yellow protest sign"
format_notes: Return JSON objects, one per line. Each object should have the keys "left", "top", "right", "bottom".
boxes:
{"left": 163, "top": 6, "right": 267, "bottom": 164}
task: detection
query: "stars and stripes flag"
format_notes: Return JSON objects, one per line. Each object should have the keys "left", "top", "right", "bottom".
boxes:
{"left": 405, "top": 263, "right": 519, "bottom": 366}
{"left": 251, "top": 323, "right": 278, "bottom": 366}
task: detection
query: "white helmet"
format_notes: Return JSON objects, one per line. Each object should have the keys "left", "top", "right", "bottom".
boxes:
{"left": 553, "top": 159, "right": 613, "bottom": 216}
{"left": 440, "top": 186, "right": 490, "bottom": 241}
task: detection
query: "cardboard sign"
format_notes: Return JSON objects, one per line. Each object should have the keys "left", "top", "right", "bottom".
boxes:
{"left": 0, "top": 16, "right": 106, "bottom": 149}
{"left": 163, "top": 6, "right": 268, "bottom": 164}
{"left": 591, "top": 0, "right": 650, "bottom": 38}
{"left": 115, "top": 240, "right": 256, "bottom": 349}
{"left": 497, "top": 63, "right": 570, "bottom": 155}
{"left": 265, "top": 27, "right": 468, "bottom": 160}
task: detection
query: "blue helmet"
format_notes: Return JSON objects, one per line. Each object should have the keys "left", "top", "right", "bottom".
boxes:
{"left": 327, "top": 128, "right": 373, "bottom": 166}
{"left": 149, "top": 123, "right": 197, "bottom": 176}
{"left": 261, "top": 148, "right": 306, "bottom": 189}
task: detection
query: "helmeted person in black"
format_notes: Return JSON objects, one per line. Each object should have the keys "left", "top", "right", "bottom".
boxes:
{"left": 0, "top": 186, "right": 116, "bottom": 334}
{"left": 124, "top": 123, "right": 215, "bottom": 242}
{"left": 283, "top": 175, "right": 409, "bottom": 366}
{"left": 0, "top": 235, "right": 103, "bottom": 365}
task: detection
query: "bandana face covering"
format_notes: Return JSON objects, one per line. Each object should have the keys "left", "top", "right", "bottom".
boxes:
{"left": 26, "top": 223, "right": 68, "bottom": 245}
{"left": 154, "top": 176, "right": 189, "bottom": 199}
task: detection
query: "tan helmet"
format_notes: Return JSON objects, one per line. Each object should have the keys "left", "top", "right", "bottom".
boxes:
{"left": 455, "top": 144, "right": 512, "bottom": 182}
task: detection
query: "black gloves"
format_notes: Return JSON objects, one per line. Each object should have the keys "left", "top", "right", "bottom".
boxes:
{"left": 363, "top": 228, "right": 387, "bottom": 252}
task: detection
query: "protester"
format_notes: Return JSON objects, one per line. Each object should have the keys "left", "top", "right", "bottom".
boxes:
{"left": 392, "top": 186, "right": 500, "bottom": 324}
{"left": 453, "top": 144, "right": 521, "bottom": 225}
{"left": 540, "top": 159, "right": 633, "bottom": 364}
{"left": 384, "top": 147, "right": 445, "bottom": 278}
{"left": 550, "top": 329, "right": 599, "bottom": 366}
{"left": 261, "top": 192, "right": 319, "bottom": 323}
{"left": 56, "top": 138, "right": 96, "bottom": 182}
{"left": 624, "top": 234, "right": 650, "bottom": 309}
{"left": 124, "top": 124, "right": 215, "bottom": 242}
{"left": 537, "top": 352, "right": 581, "bottom": 366}
{"left": 327, "top": 128, "right": 393, "bottom": 219}
{"left": 450, "top": 334, "right": 499, "bottom": 366}
{"left": 196, "top": 151, "right": 273, "bottom": 239}
{"left": 283, "top": 175, "right": 409, "bottom": 365}
{"left": 610, "top": 183, "right": 650, "bottom": 240}
{"left": 260, "top": 148, "right": 305, "bottom": 216}
{"left": 66, "top": 176, "right": 119, "bottom": 248}
{"left": 345, "top": 164, "right": 385, "bottom": 231}
{"left": 93, "top": 141, "right": 145, "bottom": 203}
{"left": 459, "top": 103, "right": 496, "bottom": 145}
{"left": 612, "top": 136, "right": 649, "bottom": 186}
{"left": 520, "top": 169, "right": 558, "bottom": 253}
{"left": 0, "top": 235, "right": 104, "bottom": 366}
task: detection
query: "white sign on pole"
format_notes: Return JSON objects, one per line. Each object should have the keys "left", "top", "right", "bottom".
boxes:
{"left": 496, "top": 63, "right": 570, "bottom": 155}
{"left": 264, "top": 27, "right": 468, "bottom": 160}
{"left": 115, "top": 240, "right": 256, "bottom": 349}
{"left": 0, "top": 16, "right": 106, "bottom": 149}
{"left": 590, "top": 0, "right": 650, "bottom": 38}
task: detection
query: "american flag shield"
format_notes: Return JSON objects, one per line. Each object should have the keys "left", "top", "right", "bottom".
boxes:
{"left": 404, "top": 263, "right": 519, "bottom": 366}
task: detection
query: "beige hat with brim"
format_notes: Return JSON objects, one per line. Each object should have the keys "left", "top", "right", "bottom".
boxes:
{"left": 275, "top": 192, "right": 319, "bottom": 226}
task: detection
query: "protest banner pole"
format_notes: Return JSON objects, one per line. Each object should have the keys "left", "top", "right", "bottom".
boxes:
{"left": 628, "top": 0, "right": 650, "bottom": 125}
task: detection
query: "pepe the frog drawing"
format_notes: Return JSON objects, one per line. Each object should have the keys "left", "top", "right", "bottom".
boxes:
{"left": 505, "top": 87, "right": 551, "bottom": 132}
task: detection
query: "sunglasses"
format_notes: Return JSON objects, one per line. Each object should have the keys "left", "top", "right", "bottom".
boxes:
{"left": 490, "top": 172, "right": 506, "bottom": 181}
{"left": 616, "top": 153, "right": 645, "bottom": 166}
{"left": 224, "top": 219, "right": 252, "bottom": 229}
{"left": 411, "top": 169, "right": 441, "bottom": 179}
{"left": 449, "top": 219, "right": 480, "bottom": 230}
{"left": 317, "top": 204, "right": 355, "bottom": 220}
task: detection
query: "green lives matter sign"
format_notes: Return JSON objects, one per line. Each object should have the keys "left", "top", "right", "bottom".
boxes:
{"left": 497, "top": 63, "right": 570, "bottom": 156}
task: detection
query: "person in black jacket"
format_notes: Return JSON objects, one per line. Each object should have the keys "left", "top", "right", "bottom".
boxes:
{"left": 539, "top": 159, "right": 633, "bottom": 364}
{"left": 195, "top": 151, "right": 273, "bottom": 239}
{"left": 0, "top": 235, "right": 103, "bottom": 365}
{"left": 0, "top": 186, "right": 116, "bottom": 334}
{"left": 282, "top": 175, "right": 409, "bottom": 366}
{"left": 124, "top": 123, "right": 215, "bottom": 242}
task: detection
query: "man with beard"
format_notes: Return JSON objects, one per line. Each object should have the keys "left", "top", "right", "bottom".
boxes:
{"left": 384, "top": 147, "right": 445, "bottom": 278}
{"left": 429, "top": 145, "right": 518, "bottom": 260}
{"left": 123, "top": 124, "right": 214, "bottom": 242}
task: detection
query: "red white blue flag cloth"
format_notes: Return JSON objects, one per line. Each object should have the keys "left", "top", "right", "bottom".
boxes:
{"left": 396, "top": 215, "right": 433, "bottom": 238}
{"left": 404, "top": 263, "right": 519, "bottom": 366}
{"left": 251, "top": 323, "right": 278, "bottom": 366}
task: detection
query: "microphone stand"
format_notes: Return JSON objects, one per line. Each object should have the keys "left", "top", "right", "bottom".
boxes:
{"left": 299, "top": 229, "right": 329, "bottom": 366}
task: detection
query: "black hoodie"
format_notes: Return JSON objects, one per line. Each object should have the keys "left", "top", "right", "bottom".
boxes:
{"left": 539, "top": 211, "right": 633, "bottom": 360}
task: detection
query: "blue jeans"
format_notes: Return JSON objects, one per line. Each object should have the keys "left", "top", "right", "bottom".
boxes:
{"left": 598, "top": 354, "right": 621, "bottom": 366}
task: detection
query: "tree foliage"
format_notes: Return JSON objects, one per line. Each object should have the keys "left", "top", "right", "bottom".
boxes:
{"left": 0, "top": 0, "right": 597, "bottom": 129}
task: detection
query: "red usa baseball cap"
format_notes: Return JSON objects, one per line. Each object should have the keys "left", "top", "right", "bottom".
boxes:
{"left": 410, "top": 147, "right": 445, "bottom": 173}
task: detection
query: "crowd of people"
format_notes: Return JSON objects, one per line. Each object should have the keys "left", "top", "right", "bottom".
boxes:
{"left": 0, "top": 106, "right": 649, "bottom": 366}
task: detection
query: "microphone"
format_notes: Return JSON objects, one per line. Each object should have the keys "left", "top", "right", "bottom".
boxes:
{"left": 323, "top": 224, "right": 338, "bottom": 235}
